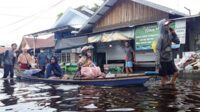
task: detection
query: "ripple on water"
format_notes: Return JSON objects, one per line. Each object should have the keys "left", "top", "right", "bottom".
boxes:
{"left": 106, "top": 108, "right": 135, "bottom": 111}
{"left": 0, "top": 102, "right": 57, "bottom": 112}
{"left": 1, "top": 73, "right": 200, "bottom": 111}
{"left": 0, "top": 94, "right": 11, "bottom": 100}
{"left": 84, "top": 103, "right": 98, "bottom": 109}
{"left": 56, "top": 84, "right": 79, "bottom": 91}
{"left": 0, "top": 101, "right": 5, "bottom": 107}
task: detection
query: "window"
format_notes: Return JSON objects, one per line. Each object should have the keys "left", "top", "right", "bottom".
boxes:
{"left": 67, "top": 53, "right": 70, "bottom": 63}
{"left": 61, "top": 53, "right": 66, "bottom": 63}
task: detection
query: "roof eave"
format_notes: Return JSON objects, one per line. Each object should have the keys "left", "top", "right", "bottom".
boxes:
{"left": 78, "top": 0, "right": 188, "bottom": 34}
{"left": 24, "top": 25, "right": 75, "bottom": 37}
{"left": 78, "top": 0, "right": 118, "bottom": 33}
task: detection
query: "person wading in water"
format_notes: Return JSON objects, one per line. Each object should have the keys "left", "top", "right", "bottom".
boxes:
{"left": 155, "top": 19, "right": 180, "bottom": 86}
{"left": 3, "top": 43, "right": 17, "bottom": 78}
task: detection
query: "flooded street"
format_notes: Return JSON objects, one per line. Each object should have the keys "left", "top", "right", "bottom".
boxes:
{"left": 1, "top": 0, "right": 200, "bottom": 111}
{"left": 0, "top": 72, "right": 200, "bottom": 112}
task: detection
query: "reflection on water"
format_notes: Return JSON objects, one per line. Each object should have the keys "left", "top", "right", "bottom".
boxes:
{"left": 1, "top": 79, "right": 17, "bottom": 107}
{"left": 0, "top": 76, "right": 200, "bottom": 111}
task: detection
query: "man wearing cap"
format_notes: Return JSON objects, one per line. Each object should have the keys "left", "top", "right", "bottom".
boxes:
{"left": 78, "top": 46, "right": 94, "bottom": 69}
{"left": 155, "top": 19, "right": 180, "bottom": 86}
{"left": 76, "top": 45, "right": 104, "bottom": 79}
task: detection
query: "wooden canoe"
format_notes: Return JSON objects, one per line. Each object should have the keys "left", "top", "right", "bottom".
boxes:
{"left": 16, "top": 71, "right": 158, "bottom": 86}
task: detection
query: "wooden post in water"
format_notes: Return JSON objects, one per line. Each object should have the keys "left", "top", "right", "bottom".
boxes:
{"left": 33, "top": 35, "right": 38, "bottom": 56}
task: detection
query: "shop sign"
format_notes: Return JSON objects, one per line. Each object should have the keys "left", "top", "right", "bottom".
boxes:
{"left": 135, "top": 20, "right": 186, "bottom": 51}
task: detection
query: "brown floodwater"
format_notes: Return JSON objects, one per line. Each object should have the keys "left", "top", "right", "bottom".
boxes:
{"left": 0, "top": 73, "right": 200, "bottom": 112}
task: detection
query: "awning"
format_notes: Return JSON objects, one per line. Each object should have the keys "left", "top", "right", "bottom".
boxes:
{"left": 118, "top": 29, "right": 134, "bottom": 39}
{"left": 88, "top": 34, "right": 102, "bottom": 43}
{"left": 101, "top": 32, "right": 129, "bottom": 42}
{"left": 88, "top": 30, "right": 133, "bottom": 43}
{"left": 55, "top": 36, "right": 88, "bottom": 50}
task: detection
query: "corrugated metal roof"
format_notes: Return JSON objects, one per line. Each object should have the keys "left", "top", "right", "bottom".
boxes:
{"left": 24, "top": 36, "right": 55, "bottom": 49}
{"left": 53, "top": 7, "right": 91, "bottom": 28}
{"left": 132, "top": 0, "right": 186, "bottom": 16}
{"left": 24, "top": 25, "right": 74, "bottom": 37}
{"left": 55, "top": 36, "right": 88, "bottom": 50}
{"left": 25, "top": 7, "right": 92, "bottom": 37}
{"left": 79, "top": 0, "right": 187, "bottom": 33}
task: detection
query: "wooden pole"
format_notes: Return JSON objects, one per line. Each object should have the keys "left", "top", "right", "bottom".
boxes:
{"left": 33, "top": 35, "right": 38, "bottom": 56}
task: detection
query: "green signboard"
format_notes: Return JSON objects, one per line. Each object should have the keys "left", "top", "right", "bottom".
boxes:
{"left": 135, "top": 23, "right": 159, "bottom": 50}
{"left": 135, "top": 20, "right": 186, "bottom": 51}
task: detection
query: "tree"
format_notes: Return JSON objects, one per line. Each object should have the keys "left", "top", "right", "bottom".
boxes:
{"left": 76, "top": 0, "right": 107, "bottom": 12}
{"left": 56, "top": 0, "right": 106, "bottom": 20}
{"left": 91, "top": 0, "right": 107, "bottom": 12}
{"left": 76, "top": 5, "right": 89, "bottom": 12}
{"left": 90, "top": 3, "right": 100, "bottom": 12}
{"left": 56, "top": 12, "right": 63, "bottom": 21}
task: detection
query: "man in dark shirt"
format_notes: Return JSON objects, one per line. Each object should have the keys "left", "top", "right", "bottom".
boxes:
{"left": 3, "top": 43, "right": 17, "bottom": 78}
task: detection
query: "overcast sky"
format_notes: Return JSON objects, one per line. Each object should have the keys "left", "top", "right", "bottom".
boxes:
{"left": 0, "top": 0, "right": 199, "bottom": 46}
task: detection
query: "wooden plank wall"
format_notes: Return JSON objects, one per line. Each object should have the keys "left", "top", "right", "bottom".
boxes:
{"left": 94, "top": 0, "right": 169, "bottom": 32}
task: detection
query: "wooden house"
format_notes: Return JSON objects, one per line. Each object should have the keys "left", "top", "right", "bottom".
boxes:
{"left": 79, "top": 0, "right": 185, "bottom": 33}
{"left": 76, "top": 0, "right": 186, "bottom": 69}
{"left": 19, "top": 35, "right": 55, "bottom": 56}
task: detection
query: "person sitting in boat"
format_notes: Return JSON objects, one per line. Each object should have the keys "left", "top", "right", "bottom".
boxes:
{"left": 44, "top": 56, "right": 63, "bottom": 79}
{"left": 18, "top": 48, "right": 35, "bottom": 70}
{"left": 76, "top": 45, "right": 104, "bottom": 79}
{"left": 22, "top": 56, "right": 70, "bottom": 79}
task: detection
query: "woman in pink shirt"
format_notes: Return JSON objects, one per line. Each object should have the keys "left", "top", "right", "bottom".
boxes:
{"left": 18, "top": 48, "right": 34, "bottom": 69}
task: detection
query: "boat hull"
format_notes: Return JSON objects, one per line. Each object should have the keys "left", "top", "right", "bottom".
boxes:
{"left": 16, "top": 74, "right": 151, "bottom": 86}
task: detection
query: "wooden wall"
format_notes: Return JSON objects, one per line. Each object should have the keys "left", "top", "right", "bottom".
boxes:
{"left": 188, "top": 18, "right": 200, "bottom": 51}
{"left": 94, "top": 0, "right": 169, "bottom": 32}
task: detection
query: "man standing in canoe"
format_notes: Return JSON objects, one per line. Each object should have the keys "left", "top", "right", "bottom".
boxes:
{"left": 3, "top": 43, "right": 17, "bottom": 78}
{"left": 155, "top": 19, "right": 180, "bottom": 86}
{"left": 124, "top": 41, "right": 135, "bottom": 74}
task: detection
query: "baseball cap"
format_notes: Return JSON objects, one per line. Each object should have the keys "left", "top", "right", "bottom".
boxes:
{"left": 164, "top": 20, "right": 171, "bottom": 25}
{"left": 81, "top": 45, "right": 94, "bottom": 52}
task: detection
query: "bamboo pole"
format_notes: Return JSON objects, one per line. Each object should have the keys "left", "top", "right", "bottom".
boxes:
{"left": 33, "top": 35, "right": 38, "bottom": 56}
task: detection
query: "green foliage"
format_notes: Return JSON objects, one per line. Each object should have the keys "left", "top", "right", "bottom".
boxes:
{"left": 109, "top": 66, "right": 123, "bottom": 74}
{"left": 56, "top": 0, "right": 106, "bottom": 19}
{"left": 90, "top": 3, "right": 100, "bottom": 12}
{"left": 56, "top": 12, "right": 63, "bottom": 21}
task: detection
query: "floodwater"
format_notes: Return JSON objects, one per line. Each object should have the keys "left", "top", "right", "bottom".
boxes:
{"left": 0, "top": 72, "right": 200, "bottom": 112}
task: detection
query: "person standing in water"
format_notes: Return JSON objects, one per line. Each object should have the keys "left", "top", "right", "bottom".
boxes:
{"left": 155, "top": 19, "right": 180, "bottom": 86}
{"left": 3, "top": 43, "right": 17, "bottom": 78}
